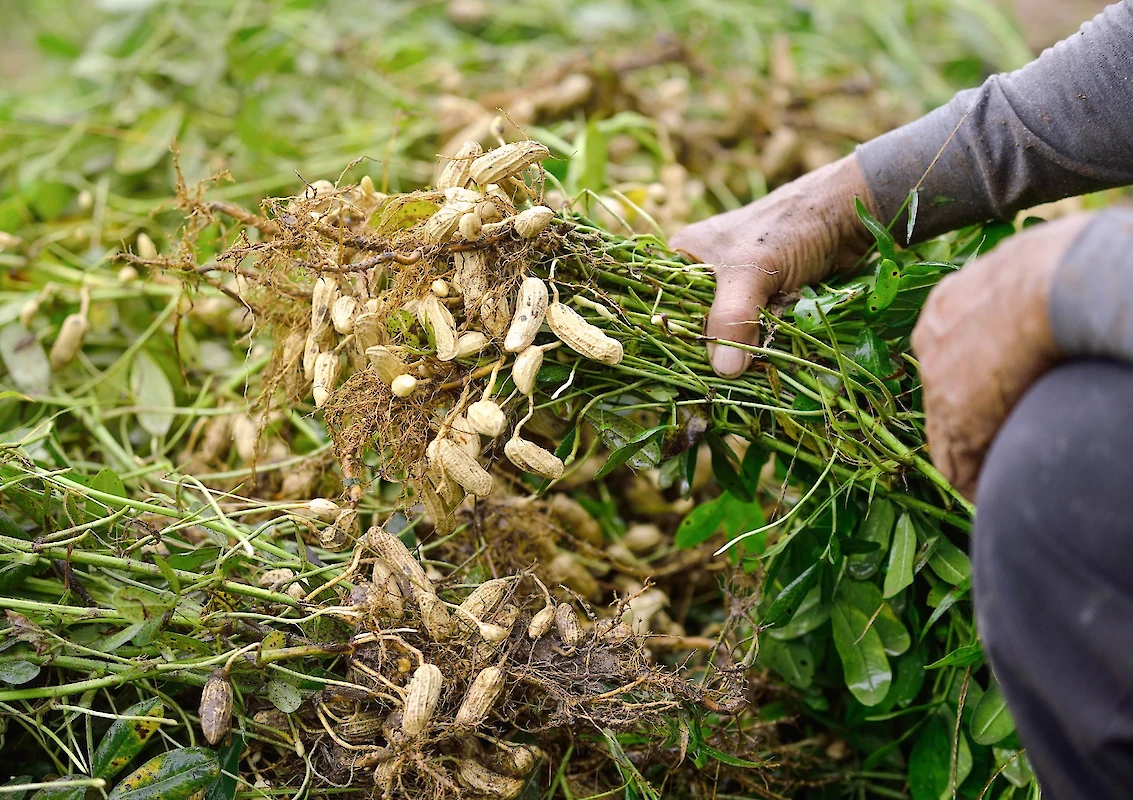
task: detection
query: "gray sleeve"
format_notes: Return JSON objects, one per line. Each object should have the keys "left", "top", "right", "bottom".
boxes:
{"left": 1049, "top": 207, "right": 1133, "bottom": 362}
{"left": 856, "top": 0, "right": 1133, "bottom": 243}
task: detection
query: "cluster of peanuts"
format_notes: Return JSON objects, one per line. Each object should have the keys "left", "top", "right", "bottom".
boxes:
{"left": 286, "top": 139, "right": 626, "bottom": 536}
{"left": 303, "top": 525, "right": 635, "bottom": 796}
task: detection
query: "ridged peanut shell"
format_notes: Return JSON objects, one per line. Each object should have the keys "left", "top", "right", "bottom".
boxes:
{"left": 469, "top": 141, "right": 550, "bottom": 186}
{"left": 546, "top": 302, "right": 623, "bottom": 365}
{"left": 437, "top": 140, "right": 483, "bottom": 190}
{"left": 504, "top": 277, "right": 548, "bottom": 353}
{"left": 401, "top": 664, "right": 443, "bottom": 737}
{"left": 454, "top": 666, "right": 505, "bottom": 728}
{"left": 504, "top": 436, "right": 564, "bottom": 480}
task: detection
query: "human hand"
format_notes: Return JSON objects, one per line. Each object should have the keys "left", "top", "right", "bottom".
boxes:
{"left": 670, "top": 155, "right": 877, "bottom": 377}
{"left": 911, "top": 214, "right": 1091, "bottom": 499}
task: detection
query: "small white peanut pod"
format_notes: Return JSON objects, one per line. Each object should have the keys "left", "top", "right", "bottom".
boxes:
{"left": 423, "top": 201, "right": 473, "bottom": 244}
{"left": 458, "top": 579, "right": 508, "bottom": 623}
{"left": 401, "top": 664, "right": 443, "bottom": 737}
{"left": 455, "top": 331, "right": 490, "bottom": 359}
{"left": 391, "top": 373, "right": 419, "bottom": 398}
{"left": 504, "top": 277, "right": 548, "bottom": 353}
{"left": 417, "top": 591, "right": 454, "bottom": 641}
{"left": 527, "top": 603, "right": 556, "bottom": 639}
{"left": 449, "top": 414, "right": 482, "bottom": 458}
{"left": 366, "top": 525, "right": 433, "bottom": 596}
{"left": 302, "top": 331, "right": 324, "bottom": 381}
{"left": 467, "top": 400, "right": 507, "bottom": 438}
{"left": 510, "top": 343, "right": 548, "bottom": 396}
{"left": 331, "top": 296, "right": 358, "bottom": 334}
{"left": 458, "top": 207, "right": 482, "bottom": 241}
{"left": 136, "top": 232, "right": 158, "bottom": 260}
{"left": 444, "top": 186, "right": 484, "bottom": 204}
{"left": 457, "top": 760, "right": 525, "bottom": 799}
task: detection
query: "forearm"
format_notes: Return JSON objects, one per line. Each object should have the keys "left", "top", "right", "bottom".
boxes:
{"left": 1049, "top": 207, "right": 1133, "bottom": 363}
{"left": 856, "top": 0, "right": 1133, "bottom": 241}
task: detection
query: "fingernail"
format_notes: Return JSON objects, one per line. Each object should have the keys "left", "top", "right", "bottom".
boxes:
{"left": 710, "top": 344, "right": 749, "bottom": 378}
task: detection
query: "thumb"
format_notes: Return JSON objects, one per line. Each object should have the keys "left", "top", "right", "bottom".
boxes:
{"left": 706, "top": 265, "right": 774, "bottom": 378}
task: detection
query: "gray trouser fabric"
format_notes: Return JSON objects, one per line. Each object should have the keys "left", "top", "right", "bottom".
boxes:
{"left": 974, "top": 360, "right": 1133, "bottom": 799}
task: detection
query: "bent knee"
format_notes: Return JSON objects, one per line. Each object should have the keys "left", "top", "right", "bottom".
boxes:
{"left": 974, "top": 359, "right": 1133, "bottom": 630}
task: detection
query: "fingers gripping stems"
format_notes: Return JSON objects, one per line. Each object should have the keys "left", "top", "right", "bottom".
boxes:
{"left": 706, "top": 265, "right": 776, "bottom": 377}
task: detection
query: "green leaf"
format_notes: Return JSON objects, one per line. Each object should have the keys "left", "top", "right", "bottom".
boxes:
{"left": 993, "top": 748, "right": 1034, "bottom": 788}
{"left": 841, "top": 581, "right": 910, "bottom": 657}
{"left": 855, "top": 197, "right": 896, "bottom": 261}
{"left": 91, "top": 697, "right": 165, "bottom": 780}
{"left": 585, "top": 408, "right": 662, "bottom": 472}
{"left": 706, "top": 433, "right": 753, "bottom": 502}
{"left": 928, "top": 536, "right": 971, "bottom": 585}
{"left": 699, "top": 744, "right": 771, "bottom": 769}
{"left": 883, "top": 513, "right": 916, "bottom": 598}
{"left": 130, "top": 350, "right": 175, "bottom": 438}
{"left": 766, "top": 587, "right": 829, "bottom": 640}
{"left": 831, "top": 583, "right": 892, "bottom": 706}
{"left": 153, "top": 554, "right": 180, "bottom": 595}
{"left": 2, "top": 776, "right": 34, "bottom": 800}
{"left": 674, "top": 496, "right": 727, "bottom": 549}
{"left": 205, "top": 734, "right": 244, "bottom": 800}
{"left": 908, "top": 715, "right": 950, "bottom": 800}
{"left": 0, "top": 660, "right": 41, "bottom": 685}
{"left": 115, "top": 105, "right": 185, "bottom": 175}
{"left": 266, "top": 678, "right": 302, "bottom": 713}
{"left": 758, "top": 638, "right": 815, "bottom": 689}
{"left": 851, "top": 327, "right": 896, "bottom": 386}
{"left": 111, "top": 587, "right": 173, "bottom": 624}
{"left": 848, "top": 499, "right": 895, "bottom": 580}
{"left": 594, "top": 424, "right": 669, "bottom": 479}
{"left": 920, "top": 578, "right": 970, "bottom": 640}
{"left": 565, "top": 119, "right": 609, "bottom": 197}
{"left": 926, "top": 643, "right": 984, "bottom": 670}
{"left": 719, "top": 491, "right": 766, "bottom": 552}
{"left": 108, "top": 747, "right": 219, "bottom": 800}
{"left": 763, "top": 563, "right": 821, "bottom": 629}
{"left": 29, "top": 777, "right": 86, "bottom": 800}
{"left": 878, "top": 648, "right": 926, "bottom": 711}
{"left": 165, "top": 547, "right": 219, "bottom": 571}
{"left": 866, "top": 259, "right": 902, "bottom": 318}
{"left": 792, "top": 286, "right": 843, "bottom": 332}
{"left": 970, "top": 682, "right": 1015, "bottom": 745}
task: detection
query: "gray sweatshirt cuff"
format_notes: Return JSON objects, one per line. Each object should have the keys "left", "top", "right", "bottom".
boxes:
{"left": 1049, "top": 208, "right": 1133, "bottom": 363}
{"left": 856, "top": 0, "right": 1133, "bottom": 243}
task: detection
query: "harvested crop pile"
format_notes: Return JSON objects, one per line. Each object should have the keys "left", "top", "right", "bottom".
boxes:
{"left": 0, "top": 130, "right": 1032, "bottom": 797}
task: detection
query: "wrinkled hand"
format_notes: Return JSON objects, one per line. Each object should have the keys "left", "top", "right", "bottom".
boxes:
{"left": 911, "top": 214, "right": 1091, "bottom": 499}
{"left": 671, "top": 155, "right": 877, "bottom": 377}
